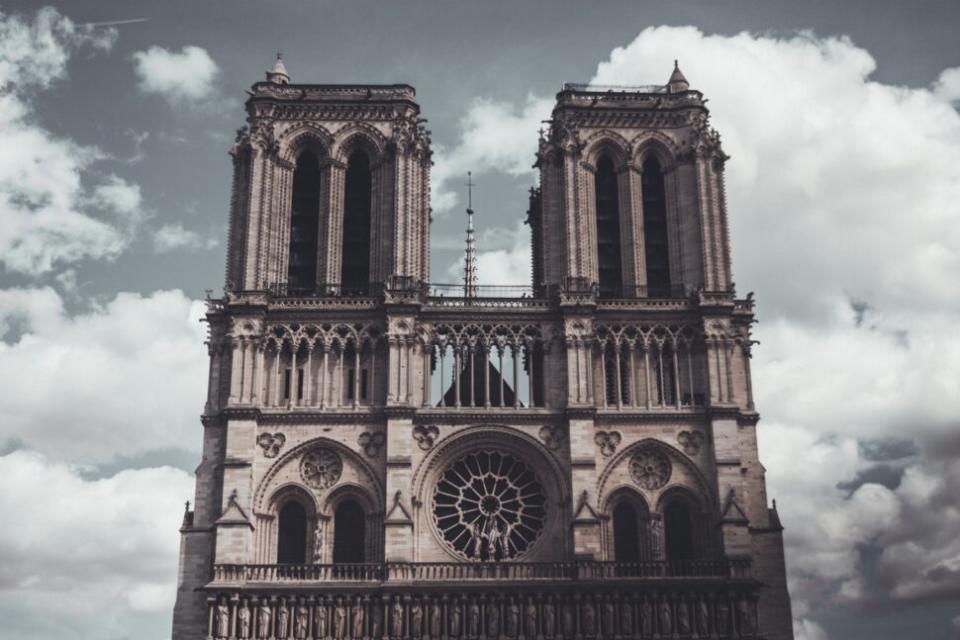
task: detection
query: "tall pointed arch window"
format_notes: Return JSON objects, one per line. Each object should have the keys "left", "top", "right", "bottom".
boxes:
{"left": 595, "top": 155, "right": 623, "bottom": 297}
{"left": 288, "top": 151, "right": 321, "bottom": 290}
{"left": 641, "top": 157, "right": 671, "bottom": 296}
{"left": 332, "top": 499, "right": 366, "bottom": 563}
{"left": 277, "top": 500, "right": 308, "bottom": 564}
{"left": 341, "top": 150, "right": 372, "bottom": 294}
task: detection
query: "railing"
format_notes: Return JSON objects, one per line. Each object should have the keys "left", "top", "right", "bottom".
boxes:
{"left": 562, "top": 82, "right": 668, "bottom": 94}
{"left": 427, "top": 284, "right": 536, "bottom": 298}
{"left": 212, "top": 559, "right": 747, "bottom": 586}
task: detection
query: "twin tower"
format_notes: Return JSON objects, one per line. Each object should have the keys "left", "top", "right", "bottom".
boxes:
{"left": 172, "top": 57, "right": 794, "bottom": 640}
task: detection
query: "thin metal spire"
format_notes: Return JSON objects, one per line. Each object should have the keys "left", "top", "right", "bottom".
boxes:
{"left": 463, "top": 172, "right": 477, "bottom": 299}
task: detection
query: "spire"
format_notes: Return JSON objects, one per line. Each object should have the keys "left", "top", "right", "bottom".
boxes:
{"left": 667, "top": 59, "right": 689, "bottom": 93}
{"left": 266, "top": 52, "right": 290, "bottom": 85}
{"left": 463, "top": 172, "right": 478, "bottom": 299}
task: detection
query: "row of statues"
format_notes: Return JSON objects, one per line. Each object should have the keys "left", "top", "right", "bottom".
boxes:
{"left": 210, "top": 591, "right": 759, "bottom": 640}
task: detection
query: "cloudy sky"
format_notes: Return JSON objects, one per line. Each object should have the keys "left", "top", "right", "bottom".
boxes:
{"left": 0, "top": 1, "right": 958, "bottom": 638}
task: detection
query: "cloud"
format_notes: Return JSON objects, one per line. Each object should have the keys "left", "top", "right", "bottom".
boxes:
{"left": 444, "top": 220, "right": 532, "bottom": 286}
{"left": 153, "top": 222, "right": 217, "bottom": 253}
{"left": 0, "top": 7, "right": 143, "bottom": 276}
{"left": 0, "top": 287, "right": 208, "bottom": 462}
{"left": 0, "top": 449, "right": 192, "bottom": 639}
{"left": 431, "top": 95, "right": 553, "bottom": 213}
{"left": 933, "top": 66, "right": 960, "bottom": 103}
{"left": 132, "top": 45, "right": 220, "bottom": 106}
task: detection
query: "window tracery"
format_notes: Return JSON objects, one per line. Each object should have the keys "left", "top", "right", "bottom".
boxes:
{"left": 300, "top": 448, "right": 343, "bottom": 490}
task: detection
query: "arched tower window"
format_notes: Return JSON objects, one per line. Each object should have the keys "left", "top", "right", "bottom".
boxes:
{"left": 333, "top": 499, "right": 366, "bottom": 563}
{"left": 341, "top": 151, "right": 372, "bottom": 294}
{"left": 613, "top": 501, "right": 641, "bottom": 563}
{"left": 288, "top": 151, "right": 321, "bottom": 290}
{"left": 595, "top": 155, "right": 623, "bottom": 297}
{"left": 663, "top": 494, "right": 698, "bottom": 565}
{"left": 277, "top": 500, "right": 308, "bottom": 564}
{"left": 641, "top": 157, "right": 671, "bottom": 296}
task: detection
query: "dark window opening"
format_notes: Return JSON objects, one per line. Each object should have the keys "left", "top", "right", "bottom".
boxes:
{"left": 341, "top": 151, "right": 372, "bottom": 294}
{"left": 664, "top": 498, "right": 697, "bottom": 564}
{"left": 653, "top": 346, "right": 677, "bottom": 406}
{"left": 283, "top": 368, "right": 304, "bottom": 401}
{"left": 604, "top": 345, "right": 631, "bottom": 405}
{"left": 613, "top": 501, "right": 641, "bottom": 563}
{"left": 288, "top": 151, "right": 321, "bottom": 290}
{"left": 595, "top": 155, "right": 623, "bottom": 297}
{"left": 642, "top": 157, "right": 671, "bottom": 296}
{"left": 360, "top": 368, "right": 369, "bottom": 400}
{"left": 283, "top": 368, "right": 291, "bottom": 400}
{"left": 277, "top": 500, "right": 308, "bottom": 564}
{"left": 333, "top": 499, "right": 366, "bottom": 564}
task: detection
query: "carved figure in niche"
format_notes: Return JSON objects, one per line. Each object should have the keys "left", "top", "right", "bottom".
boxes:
{"left": 524, "top": 599, "right": 538, "bottom": 639}
{"left": 648, "top": 517, "right": 663, "bottom": 561}
{"left": 468, "top": 601, "right": 480, "bottom": 638}
{"left": 313, "top": 519, "right": 325, "bottom": 562}
{"left": 487, "top": 600, "right": 500, "bottom": 637}
{"left": 581, "top": 600, "right": 596, "bottom": 637}
{"left": 677, "top": 430, "right": 704, "bottom": 456}
{"left": 295, "top": 602, "right": 310, "bottom": 640}
{"left": 602, "top": 598, "right": 615, "bottom": 636}
{"left": 676, "top": 599, "right": 690, "bottom": 635}
{"left": 216, "top": 600, "right": 230, "bottom": 638}
{"left": 334, "top": 597, "right": 348, "bottom": 640}
{"left": 371, "top": 599, "right": 383, "bottom": 639}
{"left": 695, "top": 599, "right": 709, "bottom": 636}
{"left": 629, "top": 447, "right": 672, "bottom": 490}
{"left": 410, "top": 598, "right": 424, "bottom": 638}
{"left": 594, "top": 430, "right": 621, "bottom": 457}
{"left": 736, "top": 598, "right": 754, "bottom": 634}
{"left": 392, "top": 596, "right": 405, "bottom": 639}
{"left": 619, "top": 599, "right": 632, "bottom": 637}
{"left": 449, "top": 600, "right": 462, "bottom": 637}
{"left": 238, "top": 600, "right": 251, "bottom": 639}
{"left": 258, "top": 599, "right": 273, "bottom": 639}
{"left": 316, "top": 599, "right": 328, "bottom": 639}
{"left": 353, "top": 598, "right": 366, "bottom": 639}
{"left": 277, "top": 600, "right": 290, "bottom": 639}
{"left": 560, "top": 601, "right": 574, "bottom": 639}
{"left": 542, "top": 598, "right": 556, "bottom": 638}
{"left": 430, "top": 599, "right": 443, "bottom": 638}
{"left": 715, "top": 601, "right": 730, "bottom": 635}
{"left": 505, "top": 597, "right": 519, "bottom": 637}
{"left": 639, "top": 598, "right": 652, "bottom": 638}
{"left": 657, "top": 601, "right": 671, "bottom": 636}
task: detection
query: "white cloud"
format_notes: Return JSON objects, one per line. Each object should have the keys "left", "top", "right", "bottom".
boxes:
{"left": 153, "top": 222, "right": 218, "bottom": 253}
{"left": 132, "top": 45, "right": 219, "bottom": 105}
{"left": 0, "top": 8, "right": 143, "bottom": 276}
{"left": 0, "top": 449, "right": 192, "bottom": 639}
{"left": 445, "top": 220, "right": 531, "bottom": 286}
{"left": 432, "top": 95, "right": 553, "bottom": 213}
{"left": 0, "top": 287, "right": 208, "bottom": 462}
{"left": 933, "top": 66, "right": 960, "bottom": 103}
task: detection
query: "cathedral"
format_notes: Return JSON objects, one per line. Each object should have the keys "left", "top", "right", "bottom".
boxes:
{"left": 172, "top": 56, "right": 794, "bottom": 640}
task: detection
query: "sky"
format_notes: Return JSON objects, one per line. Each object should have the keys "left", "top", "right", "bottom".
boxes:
{"left": 0, "top": 1, "right": 958, "bottom": 638}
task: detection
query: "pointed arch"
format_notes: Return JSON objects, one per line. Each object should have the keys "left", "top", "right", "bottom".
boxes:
{"left": 641, "top": 155, "right": 671, "bottom": 296}
{"left": 341, "top": 149, "right": 373, "bottom": 293}
{"left": 595, "top": 153, "right": 623, "bottom": 297}
{"left": 287, "top": 149, "right": 322, "bottom": 289}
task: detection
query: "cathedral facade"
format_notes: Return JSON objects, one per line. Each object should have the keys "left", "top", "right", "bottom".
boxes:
{"left": 172, "top": 57, "right": 794, "bottom": 640}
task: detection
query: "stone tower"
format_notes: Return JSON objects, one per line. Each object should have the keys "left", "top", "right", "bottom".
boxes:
{"left": 172, "top": 58, "right": 794, "bottom": 640}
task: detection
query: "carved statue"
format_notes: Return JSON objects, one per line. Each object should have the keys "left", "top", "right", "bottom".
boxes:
{"left": 639, "top": 599, "right": 652, "bottom": 638}
{"left": 392, "top": 596, "right": 405, "bottom": 639}
{"left": 216, "top": 601, "right": 230, "bottom": 639}
{"left": 542, "top": 599, "right": 555, "bottom": 638}
{"left": 371, "top": 600, "right": 382, "bottom": 639}
{"left": 313, "top": 520, "right": 325, "bottom": 562}
{"left": 334, "top": 598, "right": 348, "bottom": 640}
{"left": 715, "top": 601, "right": 730, "bottom": 635}
{"left": 410, "top": 599, "right": 423, "bottom": 638}
{"left": 696, "top": 599, "right": 709, "bottom": 636}
{"left": 278, "top": 601, "right": 290, "bottom": 639}
{"left": 468, "top": 601, "right": 480, "bottom": 638}
{"left": 581, "top": 600, "right": 596, "bottom": 637}
{"left": 258, "top": 600, "right": 273, "bottom": 639}
{"left": 353, "top": 599, "right": 366, "bottom": 639}
{"left": 449, "top": 600, "right": 462, "bottom": 638}
{"left": 618, "top": 600, "right": 632, "bottom": 637}
{"left": 486, "top": 520, "right": 504, "bottom": 559}
{"left": 524, "top": 600, "right": 537, "bottom": 639}
{"left": 560, "top": 602, "right": 574, "bottom": 639}
{"left": 487, "top": 600, "right": 500, "bottom": 637}
{"left": 602, "top": 599, "right": 614, "bottom": 636}
{"left": 736, "top": 599, "right": 754, "bottom": 634}
{"left": 648, "top": 517, "right": 662, "bottom": 561}
{"left": 657, "top": 601, "right": 671, "bottom": 636}
{"left": 505, "top": 598, "right": 520, "bottom": 638}
{"left": 237, "top": 601, "right": 251, "bottom": 639}
{"left": 677, "top": 599, "right": 690, "bottom": 635}
{"left": 295, "top": 603, "right": 309, "bottom": 639}
{"left": 430, "top": 600, "right": 443, "bottom": 638}
{"left": 316, "top": 600, "right": 328, "bottom": 639}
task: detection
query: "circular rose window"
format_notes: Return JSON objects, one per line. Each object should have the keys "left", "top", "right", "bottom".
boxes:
{"left": 433, "top": 450, "right": 547, "bottom": 561}
{"left": 300, "top": 448, "right": 342, "bottom": 490}
{"left": 629, "top": 447, "right": 672, "bottom": 490}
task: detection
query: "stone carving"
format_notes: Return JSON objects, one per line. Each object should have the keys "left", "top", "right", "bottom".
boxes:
{"left": 677, "top": 598, "right": 690, "bottom": 635}
{"left": 277, "top": 600, "right": 289, "bottom": 639}
{"left": 392, "top": 596, "right": 404, "bottom": 638}
{"left": 602, "top": 598, "right": 615, "bottom": 636}
{"left": 581, "top": 600, "right": 596, "bottom": 637}
{"left": 696, "top": 599, "right": 709, "bottom": 636}
{"left": 468, "top": 601, "right": 480, "bottom": 637}
{"left": 238, "top": 601, "right": 251, "bottom": 639}
{"left": 524, "top": 599, "right": 537, "bottom": 639}
{"left": 352, "top": 598, "right": 365, "bottom": 639}
{"left": 300, "top": 448, "right": 343, "bottom": 490}
{"left": 371, "top": 599, "right": 383, "bottom": 639}
{"left": 258, "top": 599, "right": 272, "bottom": 639}
{"left": 449, "top": 600, "right": 462, "bottom": 637}
{"left": 413, "top": 424, "right": 440, "bottom": 450}
{"left": 619, "top": 599, "right": 632, "bottom": 636}
{"left": 315, "top": 599, "right": 328, "bottom": 639}
{"left": 295, "top": 602, "right": 309, "bottom": 639}
{"left": 593, "top": 430, "right": 622, "bottom": 457}
{"left": 217, "top": 600, "right": 230, "bottom": 638}
{"left": 629, "top": 447, "right": 672, "bottom": 490}
{"left": 430, "top": 599, "right": 442, "bottom": 638}
{"left": 561, "top": 601, "right": 574, "bottom": 639}
{"left": 313, "top": 520, "right": 325, "bottom": 562}
{"left": 256, "top": 432, "right": 286, "bottom": 458}
{"left": 487, "top": 599, "right": 500, "bottom": 637}
{"left": 677, "top": 430, "right": 705, "bottom": 455}
{"left": 358, "top": 431, "right": 385, "bottom": 457}
{"left": 538, "top": 424, "right": 565, "bottom": 451}
{"left": 506, "top": 597, "right": 520, "bottom": 637}
{"left": 410, "top": 598, "right": 423, "bottom": 638}
{"left": 543, "top": 598, "right": 556, "bottom": 638}
{"left": 657, "top": 600, "right": 672, "bottom": 636}
{"left": 736, "top": 598, "right": 755, "bottom": 635}
{"left": 715, "top": 600, "right": 730, "bottom": 635}
{"left": 334, "top": 597, "right": 347, "bottom": 639}
{"left": 640, "top": 598, "right": 653, "bottom": 637}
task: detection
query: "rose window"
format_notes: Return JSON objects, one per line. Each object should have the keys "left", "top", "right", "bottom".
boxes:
{"left": 432, "top": 450, "right": 547, "bottom": 561}
{"left": 300, "top": 448, "right": 343, "bottom": 490}
{"left": 629, "top": 447, "right": 672, "bottom": 490}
